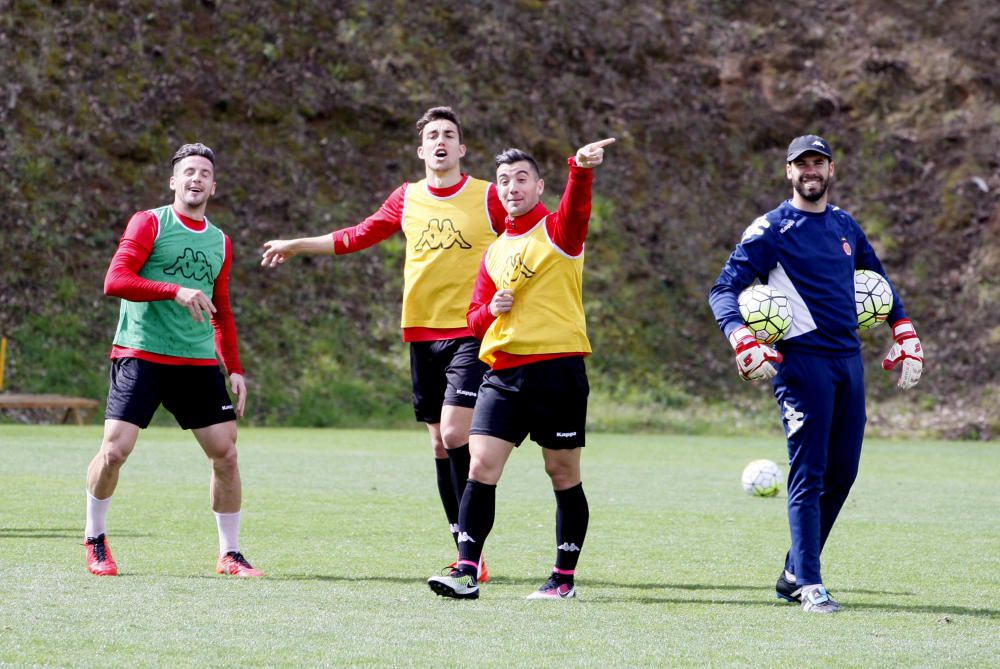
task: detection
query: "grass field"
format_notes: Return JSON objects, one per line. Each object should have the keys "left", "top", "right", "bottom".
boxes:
{"left": 1, "top": 425, "right": 997, "bottom": 668}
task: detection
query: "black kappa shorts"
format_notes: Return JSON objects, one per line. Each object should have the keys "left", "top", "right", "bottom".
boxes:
{"left": 105, "top": 357, "right": 237, "bottom": 430}
{"left": 469, "top": 356, "right": 589, "bottom": 450}
{"left": 409, "top": 337, "right": 488, "bottom": 424}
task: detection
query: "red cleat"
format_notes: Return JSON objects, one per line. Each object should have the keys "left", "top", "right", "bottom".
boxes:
{"left": 85, "top": 534, "right": 118, "bottom": 576}
{"left": 216, "top": 551, "right": 264, "bottom": 577}
{"left": 448, "top": 555, "right": 489, "bottom": 584}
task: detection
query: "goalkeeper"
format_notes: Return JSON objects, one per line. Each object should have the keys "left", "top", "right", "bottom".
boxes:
{"left": 708, "top": 135, "right": 923, "bottom": 613}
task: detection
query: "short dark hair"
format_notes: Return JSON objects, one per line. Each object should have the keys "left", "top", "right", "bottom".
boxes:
{"left": 171, "top": 143, "right": 216, "bottom": 167}
{"left": 416, "top": 106, "right": 463, "bottom": 144}
{"left": 495, "top": 148, "right": 540, "bottom": 178}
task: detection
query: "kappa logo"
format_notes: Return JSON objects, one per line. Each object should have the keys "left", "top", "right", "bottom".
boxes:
{"left": 555, "top": 431, "right": 577, "bottom": 438}
{"left": 457, "top": 532, "right": 476, "bottom": 544}
{"left": 164, "top": 247, "right": 216, "bottom": 283}
{"left": 811, "top": 140, "right": 826, "bottom": 148}
{"left": 414, "top": 218, "right": 472, "bottom": 251}
{"left": 557, "top": 542, "right": 581, "bottom": 552}
{"left": 221, "top": 404, "right": 233, "bottom": 411}
{"left": 779, "top": 218, "right": 795, "bottom": 234}
{"left": 783, "top": 401, "right": 805, "bottom": 437}
{"left": 499, "top": 252, "right": 537, "bottom": 288}
{"left": 455, "top": 389, "right": 477, "bottom": 397}
{"left": 741, "top": 216, "right": 770, "bottom": 242}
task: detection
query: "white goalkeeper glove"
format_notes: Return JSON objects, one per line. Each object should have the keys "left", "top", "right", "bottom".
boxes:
{"left": 729, "top": 325, "right": 784, "bottom": 381}
{"left": 882, "top": 319, "right": 923, "bottom": 389}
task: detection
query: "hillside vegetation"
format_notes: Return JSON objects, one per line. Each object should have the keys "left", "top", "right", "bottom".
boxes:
{"left": 1, "top": 1, "right": 997, "bottom": 438}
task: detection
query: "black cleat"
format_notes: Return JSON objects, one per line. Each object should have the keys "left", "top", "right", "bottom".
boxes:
{"left": 776, "top": 571, "right": 803, "bottom": 603}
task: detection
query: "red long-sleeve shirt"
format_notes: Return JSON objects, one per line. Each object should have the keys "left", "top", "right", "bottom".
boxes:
{"left": 104, "top": 208, "right": 243, "bottom": 374}
{"left": 467, "top": 157, "right": 593, "bottom": 370}
{"left": 329, "top": 175, "right": 507, "bottom": 342}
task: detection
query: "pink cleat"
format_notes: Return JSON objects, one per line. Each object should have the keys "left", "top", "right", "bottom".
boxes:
{"left": 526, "top": 575, "right": 576, "bottom": 600}
{"left": 216, "top": 551, "right": 264, "bottom": 577}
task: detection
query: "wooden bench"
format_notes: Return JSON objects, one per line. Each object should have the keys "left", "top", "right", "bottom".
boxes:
{"left": 0, "top": 393, "right": 100, "bottom": 425}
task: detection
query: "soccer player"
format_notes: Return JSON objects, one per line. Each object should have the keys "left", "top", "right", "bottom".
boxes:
{"left": 708, "top": 135, "right": 924, "bottom": 612}
{"left": 427, "top": 137, "right": 615, "bottom": 601}
{"left": 85, "top": 143, "right": 262, "bottom": 577}
{"left": 260, "top": 107, "right": 505, "bottom": 579}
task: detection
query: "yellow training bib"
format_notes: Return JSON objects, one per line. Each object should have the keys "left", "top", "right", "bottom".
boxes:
{"left": 401, "top": 177, "right": 495, "bottom": 329}
{"left": 479, "top": 217, "right": 590, "bottom": 366}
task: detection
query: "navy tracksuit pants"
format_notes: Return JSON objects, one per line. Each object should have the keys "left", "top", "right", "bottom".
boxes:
{"left": 772, "top": 350, "right": 866, "bottom": 586}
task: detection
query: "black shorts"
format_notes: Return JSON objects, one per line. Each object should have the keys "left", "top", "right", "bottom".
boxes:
{"left": 409, "top": 337, "right": 488, "bottom": 423}
{"left": 105, "top": 357, "right": 237, "bottom": 430}
{"left": 470, "top": 356, "right": 589, "bottom": 450}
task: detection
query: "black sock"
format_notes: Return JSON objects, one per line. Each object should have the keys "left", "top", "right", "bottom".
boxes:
{"left": 434, "top": 457, "right": 459, "bottom": 544}
{"left": 456, "top": 479, "right": 496, "bottom": 574}
{"left": 554, "top": 483, "right": 589, "bottom": 575}
{"left": 446, "top": 443, "right": 471, "bottom": 512}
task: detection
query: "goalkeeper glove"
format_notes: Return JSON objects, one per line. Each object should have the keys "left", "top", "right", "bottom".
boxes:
{"left": 881, "top": 319, "right": 923, "bottom": 389}
{"left": 729, "top": 325, "right": 783, "bottom": 381}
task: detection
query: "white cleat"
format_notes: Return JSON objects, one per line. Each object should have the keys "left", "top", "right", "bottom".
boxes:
{"left": 801, "top": 586, "right": 841, "bottom": 613}
{"left": 428, "top": 570, "right": 479, "bottom": 599}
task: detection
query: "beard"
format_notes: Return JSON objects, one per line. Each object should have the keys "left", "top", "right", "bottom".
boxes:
{"left": 793, "top": 176, "right": 831, "bottom": 202}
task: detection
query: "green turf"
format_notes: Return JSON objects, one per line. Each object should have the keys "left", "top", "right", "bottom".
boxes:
{"left": 0, "top": 425, "right": 996, "bottom": 667}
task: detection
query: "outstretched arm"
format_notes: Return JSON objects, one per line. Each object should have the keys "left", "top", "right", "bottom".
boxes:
{"left": 260, "top": 234, "right": 336, "bottom": 267}
{"left": 261, "top": 184, "right": 407, "bottom": 268}
{"left": 574, "top": 137, "right": 615, "bottom": 170}
{"left": 548, "top": 138, "right": 615, "bottom": 255}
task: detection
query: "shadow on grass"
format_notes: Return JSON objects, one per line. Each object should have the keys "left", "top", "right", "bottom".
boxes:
{"left": 582, "top": 580, "right": 917, "bottom": 597}
{"left": 0, "top": 527, "right": 150, "bottom": 539}
{"left": 844, "top": 602, "right": 1000, "bottom": 619}
{"left": 268, "top": 573, "right": 998, "bottom": 619}
{"left": 597, "top": 595, "right": 1000, "bottom": 619}
{"left": 276, "top": 574, "right": 914, "bottom": 597}
{"left": 576, "top": 583, "right": 1000, "bottom": 620}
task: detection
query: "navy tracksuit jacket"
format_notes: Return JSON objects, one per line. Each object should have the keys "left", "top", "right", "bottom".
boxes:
{"left": 709, "top": 200, "right": 906, "bottom": 585}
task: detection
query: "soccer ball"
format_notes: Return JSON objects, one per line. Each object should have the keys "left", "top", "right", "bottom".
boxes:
{"left": 738, "top": 284, "right": 793, "bottom": 344}
{"left": 741, "top": 459, "right": 783, "bottom": 497}
{"left": 855, "top": 270, "right": 893, "bottom": 330}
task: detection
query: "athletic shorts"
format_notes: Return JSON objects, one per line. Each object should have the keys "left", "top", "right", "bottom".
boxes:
{"left": 470, "top": 356, "right": 589, "bottom": 450}
{"left": 409, "top": 337, "right": 488, "bottom": 424}
{"left": 105, "top": 357, "right": 237, "bottom": 430}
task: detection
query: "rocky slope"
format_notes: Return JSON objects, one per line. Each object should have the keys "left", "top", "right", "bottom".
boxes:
{"left": 1, "top": 1, "right": 997, "bottom": 436}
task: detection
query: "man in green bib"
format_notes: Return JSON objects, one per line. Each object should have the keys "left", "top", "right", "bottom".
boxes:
{"left": 83, "top": 143, "right": 262, "bottom": 577}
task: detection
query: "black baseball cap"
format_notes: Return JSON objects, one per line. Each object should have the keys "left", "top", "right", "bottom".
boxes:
{"left": 786, "top": 135, "right": 832, "bottom": 162}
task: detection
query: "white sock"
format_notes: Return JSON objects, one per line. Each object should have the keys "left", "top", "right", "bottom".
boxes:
{"left": 214, "top": 511, "right": 241, "bottom": 555}
{"left": 85, "top": 492, "right": 112, "bottom": 539}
